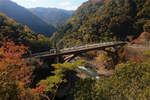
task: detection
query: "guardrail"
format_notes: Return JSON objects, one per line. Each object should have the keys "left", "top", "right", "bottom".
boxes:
{"left": 30, "top": 41, "right": 127, "bottom": 58}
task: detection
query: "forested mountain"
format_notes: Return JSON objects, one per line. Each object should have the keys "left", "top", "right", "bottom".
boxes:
{"left": 51, "top": 0, "right": 150, "bottom": 48}
{"left": 0, "top": 0, "right": 56, "bottom": 37}
{"left": 0, "top": 13, "right": 52, "bottom": 52}
{"left": 29, "top": 7, "right": 74, "bottom": 28}
{"left": 0, "top": 13, "right": 37, "bottom": 43}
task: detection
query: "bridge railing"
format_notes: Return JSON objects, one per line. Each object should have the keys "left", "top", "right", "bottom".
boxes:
{"left": 31, "top": 41, "right": 127, "bottom": 57}
{"left": 59, "top": 41, "right": 124, "bottom": 53}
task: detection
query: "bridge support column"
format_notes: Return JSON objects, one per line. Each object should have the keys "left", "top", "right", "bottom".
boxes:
{"left": 56, "top": 55, "right": 60, "bottom": 63}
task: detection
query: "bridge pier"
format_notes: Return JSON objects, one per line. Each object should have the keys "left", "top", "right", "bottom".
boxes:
{"left": 56, "top": 55, "right": 60, "bottom": 63}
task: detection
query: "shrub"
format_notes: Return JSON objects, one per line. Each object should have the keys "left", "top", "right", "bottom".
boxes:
{"left": 73, "top": 61, "right": 150, "bottom": 100}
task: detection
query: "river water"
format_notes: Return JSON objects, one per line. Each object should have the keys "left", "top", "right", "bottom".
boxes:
{"left": 77, "top": 66, "right": 100, "bottom": 79}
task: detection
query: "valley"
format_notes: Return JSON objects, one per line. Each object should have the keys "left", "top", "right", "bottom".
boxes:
{"left": 29, "top": 7, "right": 74, "bottom": 28}
{"left": 0, "top": 0, "right": 150, "bottom": 100}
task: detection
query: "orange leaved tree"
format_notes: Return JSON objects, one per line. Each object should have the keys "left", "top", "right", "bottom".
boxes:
{"left": 0, "top": 39, "right": 38, "bottom": 100}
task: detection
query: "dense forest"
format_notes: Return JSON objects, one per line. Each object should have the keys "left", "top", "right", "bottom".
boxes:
{"left": 29, "top": 7, "right": 74, "bottom": 28}
{"left": 1, "top": 0, "right": 150, "bottom": 100}
{"left": 0, "top": 0, "right": 56, "bottom": 36}
{"left": 0, "top": 13, "right": 51, "bottom": 52}
{"left": 51, "top": 0, "right": 150, "bottom": 48}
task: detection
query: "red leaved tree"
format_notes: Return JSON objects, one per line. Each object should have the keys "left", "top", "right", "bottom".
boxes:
{"left": 0, "top": 39, "right": 38, "bottom": 100}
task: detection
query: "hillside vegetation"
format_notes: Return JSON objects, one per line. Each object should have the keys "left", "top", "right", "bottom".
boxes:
{"left": 0, "top": 0, "right": 56, "bottom": 36}
{"left": 51, "top": 0, "right": 150, "bottom": 48}
{"left": 73, "top": 61, "right": 150, "bottom": 100}
{"left": 0, "top": 13, "right": 36, "bottom": 43}
{"left": 1, "top": 0, "right": 150, "bottom": 100}
{"left": 0, "top": 13, "right": 51, "bottom": 52}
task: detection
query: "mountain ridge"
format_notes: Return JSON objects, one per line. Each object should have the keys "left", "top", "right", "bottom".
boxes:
{"left": 29, "top": 7, "right": 74, "bottom": 28}
{"left": 51, "top": 0, "right": 150, "bottom": 48}
{"left": 0, "top": 0, "right": 56, "bottom": 36}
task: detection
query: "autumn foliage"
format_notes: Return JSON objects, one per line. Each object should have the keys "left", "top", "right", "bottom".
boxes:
{"left": 0, "top": 39, "right": 36, "bottom": 100}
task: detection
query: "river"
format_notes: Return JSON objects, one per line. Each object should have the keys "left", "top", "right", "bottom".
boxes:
{"left": 77, "top": 66, "right": 100, "bottom": 79}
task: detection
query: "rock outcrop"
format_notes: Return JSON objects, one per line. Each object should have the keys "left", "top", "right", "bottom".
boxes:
{"left": 131, "top": 32, "right": 150, "bottom": 44}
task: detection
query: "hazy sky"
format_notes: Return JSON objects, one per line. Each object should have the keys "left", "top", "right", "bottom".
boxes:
{"left": 11, "top": 0, "right": 88, "bottom": 10}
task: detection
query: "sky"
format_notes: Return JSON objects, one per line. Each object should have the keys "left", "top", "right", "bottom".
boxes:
{"left": 11, "top": 0, "right": 88, "bottom": 10}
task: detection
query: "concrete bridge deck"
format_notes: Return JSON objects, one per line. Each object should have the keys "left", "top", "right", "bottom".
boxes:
{"left": 30, "top": 41, "right": 127, "bottom": 58}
